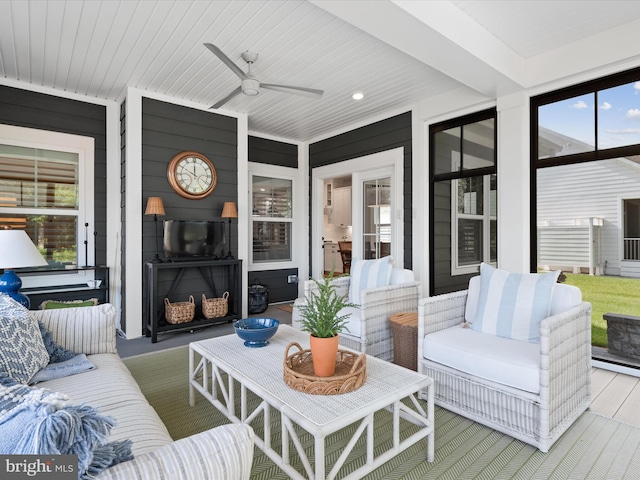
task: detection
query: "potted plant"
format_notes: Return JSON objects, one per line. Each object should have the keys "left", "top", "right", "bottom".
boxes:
{"left": 297, "top": 271, "right": 358, "bottom": 377}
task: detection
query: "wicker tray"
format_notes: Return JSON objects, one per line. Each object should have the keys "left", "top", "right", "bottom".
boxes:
{"left": 164, "top": 295, "right": 195, "bottom": 324}
{"left": 283, "top": 342, "right": 366, "bottom": 395}
{"left": 202, "top": 291, "right": 229, "bottom": 318}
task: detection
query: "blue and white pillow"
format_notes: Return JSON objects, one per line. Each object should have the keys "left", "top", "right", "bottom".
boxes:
{"left": 348, "top": 256, "right": 393, "bottom": 304}
{"left": 471, "top": 263, "right": 560, "bottom": 343}
{"left": 0, "top": 295, "right": 50, "bottom": 384}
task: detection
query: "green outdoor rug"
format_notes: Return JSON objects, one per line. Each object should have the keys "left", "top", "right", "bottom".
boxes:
{"left": 124, "top": 346, "right": 640, "bottom": 479}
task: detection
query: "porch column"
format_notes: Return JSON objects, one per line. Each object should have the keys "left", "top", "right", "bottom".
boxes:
{"left": 497, "top": 91, "right": 530, "bottom": 273}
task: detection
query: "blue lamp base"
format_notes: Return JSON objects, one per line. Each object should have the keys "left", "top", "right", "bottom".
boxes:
{"left": 0, "top": 270, "right": 30, "bottom": 308}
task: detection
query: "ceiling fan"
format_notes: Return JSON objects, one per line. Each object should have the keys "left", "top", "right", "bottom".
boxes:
{"left": 204, "top": 43, "right": 324, "bottom": 109}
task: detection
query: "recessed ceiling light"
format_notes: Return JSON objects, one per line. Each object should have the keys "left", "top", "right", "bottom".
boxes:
{"left": 352, "top": 92, "right": 364, "bottom": 100}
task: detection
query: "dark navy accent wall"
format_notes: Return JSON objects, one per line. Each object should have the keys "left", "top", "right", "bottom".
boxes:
{"left": 141, "top": 98, "right": 239, "bottom": 325}
{"left": 249, "top": 135, "right": 297, "bottom": 168}
{"left": 141, "top": 98, "right": 238, "bottom": 261}
{"left": 0, "top": 85, "right": 108, "bottom": 267}
{"left": 309, "top": 111, "right": 413, "bottom": 269}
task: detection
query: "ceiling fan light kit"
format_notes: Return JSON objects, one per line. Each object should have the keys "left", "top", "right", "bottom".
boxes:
{"left": 242, "top": 78, "right": 260, "bottom": 96}
{"left": 204, "top": 43, "right": 324, "bottom": 108}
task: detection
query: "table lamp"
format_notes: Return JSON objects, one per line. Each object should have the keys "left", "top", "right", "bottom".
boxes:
{"left": 221, "top": 201, "right": 238, "bottom": 259}
{"left": 0, "top": 228, "right": 48, "bottom": 308}
{"left": 145, "top": 197, "right": 165, "bottom": 263}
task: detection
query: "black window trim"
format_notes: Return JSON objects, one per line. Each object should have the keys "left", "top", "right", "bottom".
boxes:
{"left": 429, "top": 107, "right": 497, "bottom": 295}
{"left": 530, "top": 65, "right": 640, "bottom": 271}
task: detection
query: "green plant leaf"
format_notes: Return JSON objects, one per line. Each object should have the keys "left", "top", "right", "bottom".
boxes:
{"left": 298, "top": 270, "right": 359, "bottom": 338}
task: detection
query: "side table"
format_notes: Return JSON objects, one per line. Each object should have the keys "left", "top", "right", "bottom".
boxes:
{"left": 389, "top": 312, "right": 418, "bottom": 371}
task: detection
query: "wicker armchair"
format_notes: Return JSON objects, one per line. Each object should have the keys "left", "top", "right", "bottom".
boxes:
{"left": 417, "top": 276, "right": 592, "bottom": 452}
{"left": 292, "top": 269, "right": 420, "bottom": 361}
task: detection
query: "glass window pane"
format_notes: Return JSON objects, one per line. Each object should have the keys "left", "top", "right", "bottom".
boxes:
{"left": 458, "top": 177, "right": 483, "bottom": 215}
{"left": 538, "top": 93, "right": 595, "bottom": 159}
{"left": 490, "top": 219, "right": 497, "bottom": 262}
{"left": 598, "top": 81, "right": 640, "bottom": 149}
{"left": 490, "top": 174, "right": 497, "bottom": 217}
{"left": 252, "top": 221, "right": 291, "bottom": 262}
{"left": 434, "top": 127, "right": 461, "bottom": 175}
{"left": 0, "top": 214, "right": 78, "bottom": 268}
{"left": 363, "top": 178, "right": 391, "bottom": 259}
{"left": 0, "top": 145, "right": 79, "bottom": 209}
{"left": 462, "top": 118, "right": 495, "bottom": 169}
{"left": 252, "top": 176, "right": 292, "bottom": 218}
{"left": 458, "top": 218, "right": 483, "bottom": 265}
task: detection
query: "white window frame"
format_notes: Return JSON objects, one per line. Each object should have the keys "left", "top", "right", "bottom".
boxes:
{"left": 248, "top": 162, "right": 299, "bottom": 271}
{"left": 451, "top": 175, "right": 496, "bottom": 275}
{"left": 0, "top": 124, "right": 95, "bottom": 287}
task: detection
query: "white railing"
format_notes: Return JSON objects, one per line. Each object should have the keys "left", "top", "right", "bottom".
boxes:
{"left": 624, "top": 238, "right": 640, "bottom": 260}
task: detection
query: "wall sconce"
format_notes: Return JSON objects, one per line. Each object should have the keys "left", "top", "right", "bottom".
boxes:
{"left": 145, "top": 197, "right": 165, "bottom": 263}
{"left": 221, "top": 201, "right": 238, "bottom": 259}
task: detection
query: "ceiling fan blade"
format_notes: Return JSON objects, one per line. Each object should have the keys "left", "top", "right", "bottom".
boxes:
{"left": 210, "top": 86, "right": 243, "bottom": 109}
{"left": 203, "top": 43, "right": 248, "bottom": 80}
{"left": 260, "top": 84, "right": 324, "bottom": 99}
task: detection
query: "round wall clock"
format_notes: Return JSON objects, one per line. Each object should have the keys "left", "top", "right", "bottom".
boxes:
{"left": 167, "top": 151, "right": 217, "bottom": 199}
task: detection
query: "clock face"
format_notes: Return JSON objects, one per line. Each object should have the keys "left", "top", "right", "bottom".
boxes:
{"left": 167, "top": 151, "right": 217, "bottom": 199}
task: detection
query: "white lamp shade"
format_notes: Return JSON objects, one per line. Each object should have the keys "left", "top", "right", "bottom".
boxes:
{"left": 0, "top": 229, "right": 48, "bottom": 269}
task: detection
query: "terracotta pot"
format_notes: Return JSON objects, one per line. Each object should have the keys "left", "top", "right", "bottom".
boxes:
{"left": 309, "top": 334, "right": 339, "bottom": 377}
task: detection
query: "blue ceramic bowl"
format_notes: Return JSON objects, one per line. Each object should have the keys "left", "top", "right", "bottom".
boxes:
{"left": 234, "top": 317, "right": 280, "bottom": 348}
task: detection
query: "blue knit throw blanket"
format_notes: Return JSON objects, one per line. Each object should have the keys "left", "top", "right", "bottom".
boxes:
{"left": 0, "top": 374, "right": 133, "bottom": 479}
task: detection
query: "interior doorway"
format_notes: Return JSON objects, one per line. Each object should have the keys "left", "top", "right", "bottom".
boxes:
{"left": 311, "top": 148, "right": 404, "bottom": 279}
{"left": 322, "top": 175, "right": 352, "bottom": 275}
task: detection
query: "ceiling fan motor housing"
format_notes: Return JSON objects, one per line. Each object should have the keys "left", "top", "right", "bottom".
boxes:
{"left": 241, "top": 78, "right": 260, "bottom": 96}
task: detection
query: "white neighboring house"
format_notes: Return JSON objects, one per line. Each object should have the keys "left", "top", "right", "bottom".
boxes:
{"left": 537, "top": 129, "right": 640, "bottom": 278}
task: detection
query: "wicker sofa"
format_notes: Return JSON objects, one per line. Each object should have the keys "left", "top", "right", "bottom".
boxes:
{"left": 417, "top": 275, "right": 592, "bottom": 452}
{"left": 24, "top": 304, "right": 255, "bottom": 479}
{"left": 292, "top": 267, "right": 420, "bottom": 361}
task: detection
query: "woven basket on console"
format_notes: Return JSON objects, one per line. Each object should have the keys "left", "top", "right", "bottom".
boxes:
{"left": 164, "top": 295, "right": 195, "bottom": 324}
{"left": 202, "top": 291, "right": 229, "bottom": 319}
{"left": 283, "top": 342, "right": 366, "bottom": 395}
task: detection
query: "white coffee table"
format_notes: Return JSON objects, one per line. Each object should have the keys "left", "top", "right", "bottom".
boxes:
{"left": 189, "top": 325, "right": 434, "bottom": 480}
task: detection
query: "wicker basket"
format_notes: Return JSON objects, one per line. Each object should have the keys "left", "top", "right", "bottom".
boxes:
{"left": 202, "top": 291, "right": 229, "bottom": 319}
{"left": 164, "top": 295, "right": 195, "bottom": 324}
{"left": 283, "top": 342, "right": 366, "bottom": 395}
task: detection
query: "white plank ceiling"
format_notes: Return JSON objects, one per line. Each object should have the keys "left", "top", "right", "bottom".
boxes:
{"left": 1, "top": 0, "right": 640, "bottom": 142}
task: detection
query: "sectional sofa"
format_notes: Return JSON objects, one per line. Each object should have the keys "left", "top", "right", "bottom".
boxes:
{"left": 1, "top": 301, "right": 254, "bottom": 479}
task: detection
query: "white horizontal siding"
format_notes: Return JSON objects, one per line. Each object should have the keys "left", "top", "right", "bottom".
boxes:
{"left": 537, "top": 159, "right": 640, "bottom": 275}
{"left": 621, "top": 260, "right": 640, "bottom": 278}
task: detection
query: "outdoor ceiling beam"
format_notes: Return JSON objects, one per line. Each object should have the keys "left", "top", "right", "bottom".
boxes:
{"left": 310, "top": 0, "right": 525, "bottom": 99}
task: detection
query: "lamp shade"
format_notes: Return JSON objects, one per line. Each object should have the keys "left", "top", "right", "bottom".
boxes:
{"left": 145, "top": 197, "right": 165, "bottom": 216}
{"left": 0, "top": 229, "right": 48, "bottom": 269}
{"left": 221, "top": 201, "right": 238, "bottom": 219}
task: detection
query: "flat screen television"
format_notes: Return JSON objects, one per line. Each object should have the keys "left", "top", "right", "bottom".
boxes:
{"left": 163, "top": 220, "right": 226, "bottom": 260}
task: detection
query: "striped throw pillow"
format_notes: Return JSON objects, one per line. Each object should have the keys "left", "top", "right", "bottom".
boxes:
{"left": 348, "top": 256, "right": 393, "bottom": 304}
{"left": 471, "top": 263, "right": 560, "bottom": 343}
{"left": 32, "top": 303, "right": 117, "bottom": 354}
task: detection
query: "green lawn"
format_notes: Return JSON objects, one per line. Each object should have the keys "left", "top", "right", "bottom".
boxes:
{"left": 562, "top": 273, "right": 640, "bottom": 348}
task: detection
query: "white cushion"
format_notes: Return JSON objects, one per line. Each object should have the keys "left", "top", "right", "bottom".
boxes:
{"left": 471, "top": 263, "right": 560, "bottom": 342}
{"left": 348, "top": 256, "right": 393, "bottom": 304}
{"left": 423, "top": 325, "right": 540, "bottom": 393}
{"left": 39, "top": 353, "right": 172, "bottom": 456}
{"left": 550, "top": 283, "right": 582, "bottom": 315}
{"left": 390, "top": 268, "right": 414, "bottom": 285}
{"left": 341, "top": 307, "right": 361, "bottom": 338}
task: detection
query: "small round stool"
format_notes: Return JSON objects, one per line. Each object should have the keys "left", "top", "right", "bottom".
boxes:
{"left": 389, "top": 312, "right": 418, "bottom": 371}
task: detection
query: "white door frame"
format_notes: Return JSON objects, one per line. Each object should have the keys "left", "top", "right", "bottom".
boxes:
{"left": 311, "top": 147, "right": 404, "bottom": 279}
